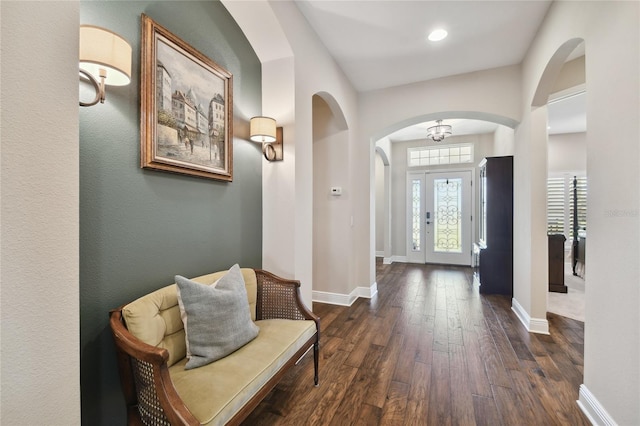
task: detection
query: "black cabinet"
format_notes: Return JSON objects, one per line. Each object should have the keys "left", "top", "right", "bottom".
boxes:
{"left": 477, "top": 156, "right": 513, "bottom": 295}
{"left": 548, "top": 234, "right": 567, "bottom": 293}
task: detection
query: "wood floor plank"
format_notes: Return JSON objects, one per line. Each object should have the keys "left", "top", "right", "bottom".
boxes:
{"left": 462, "top": 330, "right": 493, "bottom": 398}
{"left": 353, "top": 403, "right": 382, "bottom": 426}
{"left": 448, "top": 343, "right": 476, "bottom": 426}
{"left": 344, "top": 315, "right": 381, "bottom": 368}
{"left": 372, "top": 306, "right": 402, "bottom": 347}
{"left": 486, "top": 295, "right": 538, "bottom": 363}
{"left": 405, "top": 360, "right": 431, "bottom": 426}
{"left": 241, "top": 261, "right": 588, "bottom": 426}
{"left": 483, "top": 298, "right": 522, "bottom": 370}
{"left": 521, "top": 359, "right": 589, "bottom": 426}
{"left": 427, "top": 349, "right": 452, "bottom": 426}
{"left": 380, "top": 381, "right": 409, "bottom": 425}
{"left": 331, "top": 344, "right": 385, "bottom": 424}
{"left": 475, "top": 323, "right": 513, "bottom": 388}
{"left": 504, "top": 367, "right": 557, "bottom": 425}
{"left": 303, "top": 362, "right": 358, "bottom": 426}
{"left": 433, "top": 308, "right": 449, "bottom": 352}
{"left": 392, "top": 324, "right": 420, "bottom": 384}
{"left": 367, "top": 333, "right": 405, "bottom": 408}
{"left": 472, "top": 395, "right": 502, "bottom": 426}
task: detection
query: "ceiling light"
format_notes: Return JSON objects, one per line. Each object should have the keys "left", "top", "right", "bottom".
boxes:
{"left": 428, "top": 29, "right": 448, "bottom": 42}
{"left": 427, "top": 120, "right": 452, "bottom": 142}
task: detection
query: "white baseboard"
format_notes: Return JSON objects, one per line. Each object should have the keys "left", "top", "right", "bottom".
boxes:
{"left": 577, "top": 384, "right": 617, "bottom": 426}
{"left": 376, "top": 251, "right": 384, "bottom": 257}
{"left": 359, "top": 281, "right": 378, "bottom": 299}
{"left": 312, "top": 290, "right": 357, "bottom": 306}
{"left": 383, "top": 257, "right": 393, "bottom": 264}
{"left": 511, "top": 298, "right": 550, "bottom": 335}
{"left": 312, "top": 282, "right": 378, "bottom": 306}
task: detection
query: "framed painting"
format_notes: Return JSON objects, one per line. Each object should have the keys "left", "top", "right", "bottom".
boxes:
{"left": 140, "top": 14, "right": 233, "bottom": 181}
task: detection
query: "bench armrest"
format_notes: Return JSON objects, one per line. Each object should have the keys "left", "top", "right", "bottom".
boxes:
{"left": 109, "top": 309, "right": 200, "bottom": 426}
{"left": 255, "top": 269, "right": 319, "bottom": 324}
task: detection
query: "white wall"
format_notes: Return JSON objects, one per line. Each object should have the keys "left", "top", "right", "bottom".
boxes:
{"left": 360, "top": 65, "right": 521, "bottom": 142}
{"left": 1, "top": 1, "right": 80, "bottom": 423}
{"left": 548, "top": 132, "right": 586, "bottom": 173}
{"left": 224, "top": 1, "right": 361, "bottom": 303}
{"left": 519, "top": 1, "right": 639, "bottom": 423}
{"left": 493, "top": 125, "right": 516, "bottom": 157}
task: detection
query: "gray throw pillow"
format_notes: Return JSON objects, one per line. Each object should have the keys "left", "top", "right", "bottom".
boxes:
{"left": 175, "top": 264, "right": 259, "bottom": 370}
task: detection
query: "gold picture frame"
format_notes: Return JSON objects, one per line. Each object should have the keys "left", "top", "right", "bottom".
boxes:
{"left": 140, "top": 14, "right": 233, "bottom": 181}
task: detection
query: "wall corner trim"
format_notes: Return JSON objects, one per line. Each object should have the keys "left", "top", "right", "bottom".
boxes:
{"left": 312, "top": 282, "right": 378, "bottom": 306}
{"left": 577, "top": 384, "right": 618, "bottom": 426}
{"left": 358, "top": 282, "right": 378, "bottom": 299}
{"left": 511, "top": 298, "right": 550, "bottom": 335}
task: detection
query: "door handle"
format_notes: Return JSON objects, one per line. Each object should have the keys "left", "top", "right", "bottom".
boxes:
{"left": 426, "top": 211, "right": 431, "bottom": 225}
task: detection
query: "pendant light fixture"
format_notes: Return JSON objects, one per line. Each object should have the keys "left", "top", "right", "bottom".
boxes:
{"left": 426, "top": 120, "right": 452, "bottom": 142}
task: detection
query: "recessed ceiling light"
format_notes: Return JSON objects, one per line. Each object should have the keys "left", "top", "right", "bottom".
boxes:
{"left": 428, "top": 29, "right": 448, "bottom": 42}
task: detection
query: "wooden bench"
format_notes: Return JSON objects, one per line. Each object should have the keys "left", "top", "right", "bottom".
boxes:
{"left": 109, "top": 268, "right": 319, "bottom": 425}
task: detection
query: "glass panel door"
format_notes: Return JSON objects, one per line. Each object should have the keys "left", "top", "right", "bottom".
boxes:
{"left": 433, "top": 177, "right": 463, "bottom": 253}
{"left": 425, "top": 171, "right": 472, "bottom": 265}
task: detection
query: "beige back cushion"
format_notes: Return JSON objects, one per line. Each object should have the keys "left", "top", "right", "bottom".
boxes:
{"left": 122, "top": 268, "right": 257, "bottom": 367}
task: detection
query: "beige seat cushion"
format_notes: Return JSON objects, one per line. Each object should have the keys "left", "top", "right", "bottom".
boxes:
{"left": 168, "top": 319, "right": 316, "bottom": 425}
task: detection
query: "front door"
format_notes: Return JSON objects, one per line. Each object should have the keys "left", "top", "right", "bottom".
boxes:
{"left": 407, "top": 170, "right": 472, "bottom": 265}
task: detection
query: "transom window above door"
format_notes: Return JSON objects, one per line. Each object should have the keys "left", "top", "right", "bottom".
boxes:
{"left": 408, "top": 143, "right": 474, "bottom": 167}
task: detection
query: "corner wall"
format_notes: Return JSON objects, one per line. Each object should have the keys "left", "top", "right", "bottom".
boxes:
{"left": 79, "top": 2, "right": 262, "bottom": 423}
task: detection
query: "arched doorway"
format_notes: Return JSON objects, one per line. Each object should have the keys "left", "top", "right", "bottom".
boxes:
{"left": 312, "top": 93, "right": 351, "bottom": 303}
{"left": 372, "top": 113, "right": 518, "bottom": 270}
{"left": 533, "top": 39, "right": 587, "bottom": 322}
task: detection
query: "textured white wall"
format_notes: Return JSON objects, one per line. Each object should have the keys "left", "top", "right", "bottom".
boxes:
{"left": 1, "top": 1, "right": 80, "bottom": 424}
{"left": 548, "top": 132, "right": 586, "bottom": 173}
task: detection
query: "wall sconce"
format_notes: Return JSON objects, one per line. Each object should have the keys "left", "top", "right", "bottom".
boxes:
{"left": 250, "top": 116, "right": 283, "bottom": 161}
{"left": 79, "top": 25, "right": 132, "bottom": 107}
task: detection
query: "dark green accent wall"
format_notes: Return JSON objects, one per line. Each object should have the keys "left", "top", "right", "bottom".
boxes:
{"left": 79, "top": 2, "right": 262, "bottom": 423}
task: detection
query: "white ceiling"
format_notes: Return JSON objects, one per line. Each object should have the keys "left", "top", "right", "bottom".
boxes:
{"left": 294, "top": 0, "right": 586, "bottom": 141}
{"left": 296, "top": 0, "right": 552, "bottom": 93}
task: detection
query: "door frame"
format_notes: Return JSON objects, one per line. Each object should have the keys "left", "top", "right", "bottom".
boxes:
{"left": 406, "top": 167, "right": 475, "bottom": 266}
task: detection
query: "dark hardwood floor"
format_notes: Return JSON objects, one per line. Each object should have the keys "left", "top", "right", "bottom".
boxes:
{"left": 242, "top": 261, "right": 589, "bottom": 425}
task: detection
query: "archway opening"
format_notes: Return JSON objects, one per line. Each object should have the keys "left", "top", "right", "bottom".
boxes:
{"left": 373, "top": 113, "right": 518, "bottom": 269}
{"left": 539, "top": 39, "right": 587, "bottom": 323}
{"left": 312, "top": 93, "right": 350, "bottom": 301}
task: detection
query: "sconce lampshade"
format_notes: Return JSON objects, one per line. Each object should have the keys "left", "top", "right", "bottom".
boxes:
{"left": 80, "top": 25, "right": 132, "bottom": 86}
{"left": 250, "top": 116, "right": 277, "bottom": 143}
